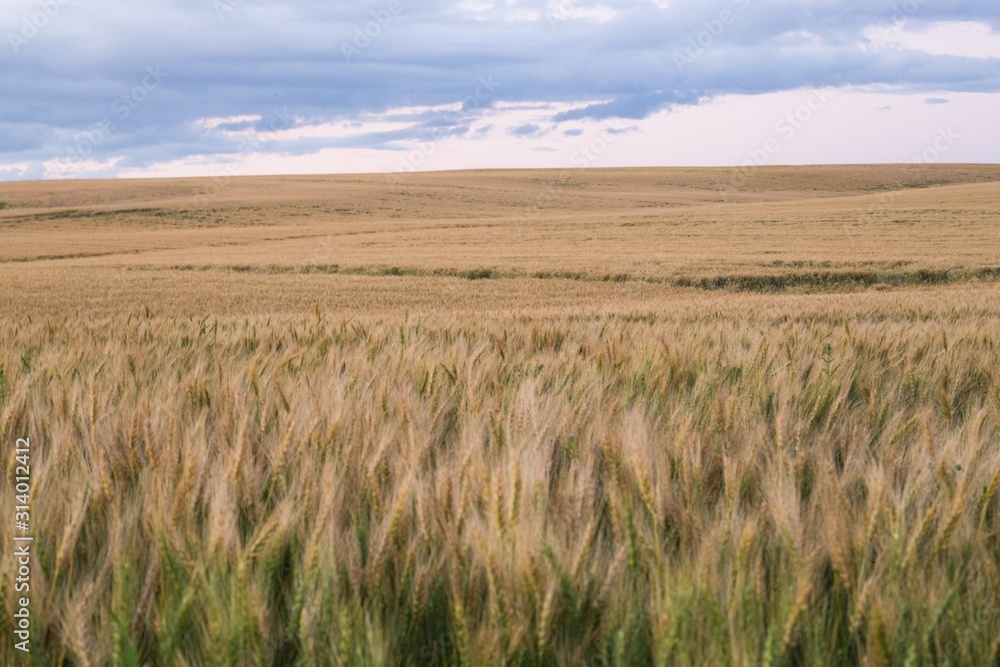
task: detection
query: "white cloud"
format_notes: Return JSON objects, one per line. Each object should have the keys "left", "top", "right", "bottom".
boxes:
{"left": 546, "top": 1, "right": 620, "bottom": 25}
{"left": 194, "top": 115, "right": 262, "bottom": 131}
{"left": 0, "top": 162, "right": 31, "bottom": 177}
{"left": 450, "top": 0, "right": 540, "bottom": 22}
{"left": 263, "top": 118, "right": 415, "bottom": 142}
{"left": 116, "top": 88, "right": 1000, "bottom": 179}
{"left": 863, "top": 20, "right": 1000, "bottom": 59}
{"left": 42, "top": 156, "right": 123, "bottom": 179}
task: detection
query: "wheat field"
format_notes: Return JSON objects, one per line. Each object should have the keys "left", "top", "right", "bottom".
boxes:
{"left": 1, "top": 166, "right": 999, "bottom": 665}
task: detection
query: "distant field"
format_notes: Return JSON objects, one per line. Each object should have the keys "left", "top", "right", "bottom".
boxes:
{"left": 2, "top": 164, "right": 1000, "bottom": 317}
{"left": 1, "top": 166, "right": 999, "bottom": 665}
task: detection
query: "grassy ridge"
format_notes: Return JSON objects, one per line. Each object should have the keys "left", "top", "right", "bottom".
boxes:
{"left": 2, "top": 303, "right": 998, "bottom": 665}
{"left": 199, "top": 263, "right": 1000, "bottom": 292}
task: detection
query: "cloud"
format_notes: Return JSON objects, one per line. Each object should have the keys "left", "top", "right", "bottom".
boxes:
{"left": 2, "top": 0, "right": 999, "bottom": 179}
{"left": 553, "top": 91, "right": 704, "bottom": 121}
{"left": 862, "top": 20, "right": 1000, "bottom": 59}
{"left": 510, "top": 123, "right": 543, "bottom": 136}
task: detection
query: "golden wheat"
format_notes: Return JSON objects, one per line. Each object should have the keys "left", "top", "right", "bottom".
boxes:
{"left": 0, "top": 167, "right": 998, "bottom": 665}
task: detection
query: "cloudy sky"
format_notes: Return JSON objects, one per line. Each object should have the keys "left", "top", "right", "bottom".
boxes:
{"left": 1, "top": 0, "right": 998, "bottom": 181}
